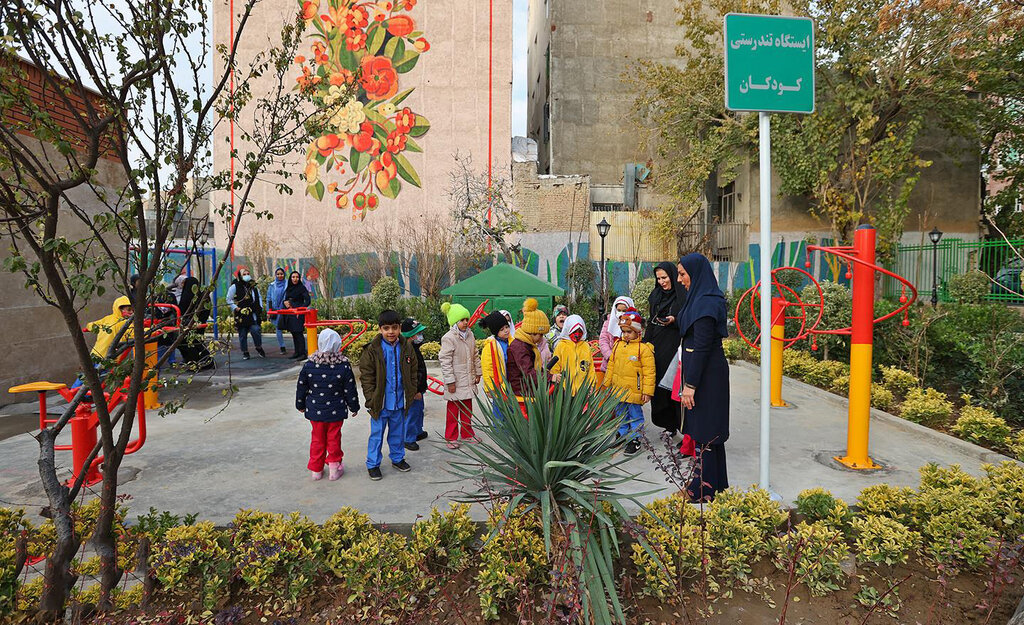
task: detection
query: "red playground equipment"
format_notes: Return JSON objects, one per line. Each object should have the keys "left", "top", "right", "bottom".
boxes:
{"left": 735, "top": 225, "right": 917, "bottom": 469}
{"left": 264, "top": 307, "right": 367, "bottom": 356}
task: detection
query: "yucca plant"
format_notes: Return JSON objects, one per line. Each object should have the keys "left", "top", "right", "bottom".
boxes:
{"left": 447, "top": 376, "right": 659, "bottom": 625}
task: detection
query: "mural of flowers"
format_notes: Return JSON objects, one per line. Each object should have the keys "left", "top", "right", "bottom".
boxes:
{"left": 295, "top": 0, "right": 431, "bottom": 221}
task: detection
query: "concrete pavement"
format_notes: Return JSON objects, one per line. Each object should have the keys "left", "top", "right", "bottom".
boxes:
{"left": 0, "top": 350, "right": 1016, "bottom": 525}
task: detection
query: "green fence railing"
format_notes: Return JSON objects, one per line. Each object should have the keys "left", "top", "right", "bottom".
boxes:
{"left": 882, "top": 238, "right": 1024, "bottom": 304}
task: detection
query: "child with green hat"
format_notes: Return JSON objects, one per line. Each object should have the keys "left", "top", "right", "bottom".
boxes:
{"left": 400, "top": 317, "right": 429, "bottom": 450}
{"left": 439, "top": 302, "right": 482, "bottom": 448}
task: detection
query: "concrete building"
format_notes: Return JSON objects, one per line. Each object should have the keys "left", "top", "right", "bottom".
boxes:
{"left": 211, "top": 0, "right": 514, "bottom": 267}
{"left": 0, "top": 58, "right": 128, "bottom": 405}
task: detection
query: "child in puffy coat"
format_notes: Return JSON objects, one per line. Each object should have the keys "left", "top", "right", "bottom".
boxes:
{"left": 480, "top": 310, "right": 511, "bottom": 413}
{"left": 439, "top": 302, "right": 482, "bottom": 448}
{"left": 549, "top": 315, "right": 596, "bottom": 394}
{"left": 601, "top": 309, "right": 655, "bottom": 456}
{"left": 296, "top": 328, "right": 360, "bottom": 481}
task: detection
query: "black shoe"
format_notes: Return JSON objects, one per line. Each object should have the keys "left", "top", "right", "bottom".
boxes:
{"left": 404, "top": 442, "right": 420, "bottom": 451}
{"left": 255, "top": 347, "right": 266, "bottom": 358}
{"left": 242, "top": 352, "right": 251, "bottom": 360}
{"left": 280, "top": 346, "right": 287, "bottom": 355}
{"left": 416, "top": 431, "right": 428, "bottom": 441}
{"left": 368, "top": 467, "right": 382, "bottom": 481}
{"left": 296, "top": 353, "right": 307, "bottom": 362}
{"left": 392, "top": 460, "right": 411, "bottom": 472}
{"left": 624, "top": 439, "right": 642, "bottom": 456}
{"left": 289, "top": 352, "right": 302, "bottom": 359}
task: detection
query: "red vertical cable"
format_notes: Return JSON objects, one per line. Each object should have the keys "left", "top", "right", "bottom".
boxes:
{"left": 229, "top": 0, "right": 236, "bottom": 261}
{"left": 487, "top": 0, "right": 493, "bottom": 227}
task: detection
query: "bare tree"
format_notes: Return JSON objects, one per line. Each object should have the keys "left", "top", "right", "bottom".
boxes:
{"left": 240, "top": 230, "right": 280, "bottom": 279}
{"left": 0, "top": 0, "right": 318, "bottom": 616}
{"left": 358, "top": 224, "right": 397, "bottom": 285}
{"left": 448, "top": 152, "right": 524, "bottom": 265}
{"left": 406, "top": 216, "right": 459, "bottom": 299}
{"left": 297, "top": 225, "right": 348, "bottom": 299}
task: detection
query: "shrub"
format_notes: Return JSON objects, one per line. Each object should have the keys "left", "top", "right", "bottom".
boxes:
{"left": 856, "top": 484, "right": 916, "bottom": 527}
{"left": 476, "top": 509, "right": 548, "bottom": 621}
{"left": 782, "top": 349, "right": 818, "bottom": 379}
{"left": 898, "top": 387, "right": 953, "bottom": 426}
{"left": 631, "top": 495, "right": 706, "bottom": 599}
{"left": 722, "top": 338, "right": 746, "bottom": 362}
{"left": 879, "top": 365, "right": 918, "bottom": 396}
{"left": 913, "top": 464, "right": 998, "bottom": 571}
{"left": 230, "top": 510, "right": 321, "bottom": 600}
{"left": 829, "top": 375, "right": 849, "bottom": 394}
{"left": 1008, "top": 430, "right": 1024, "bottom": 462}
{"left": 800, "top": 280, "right": 852, "bottom": 360}
{"left": 801, "top": 359, "right": 849, "bottom": 388}
{"left": 951, "top": 405, "right": 1011, "bottom": 448}
{"left": 0, "top": 509, "right": 27, "bottom": 616}
{"left": 344, "top": 328, "right": 379, "bottom": 359}
{"left": 260, "top": 320, "right": 274, "bottom": 333}
{"left": 631, "top": 277, "right": 656, "bottom": 319}
{"left": 871, "top": 385, "right": 895, "bottom": 411}
{"left": 320, "top": 507, "right": 375, "bottom": 577}
{"left": 774, "top": 521, "right": 849, "bottom": 597}
{"left": 419, "top": 341, "right": 441, "bottom": 360}
{"left": 706, "top": 487, "right": 787, "bottom": 584}
{"left": 370, "top": 276, "right": 401, "bottom": 311}
{"left": 335, "top": 528, "right": 419, "bottom": 611}
{"left": 947, "top": 270, "right": 990, "bottom": 304}
{"left": 850, "top": 516, "right": 919, "bottom": 567}
{"left": 565, "top": 259, "right": 597, "bottom": 303}
{"left": 794, "top": 488, "right": 851, "bottom": 532}
{"left": 150, "top": 521, "right": 232, "bottom": 608}
{"left": 14, "top": 577, "right": 42, "bottom": 613}
{"left": 982, "top": 462, "right": 1024, "bottom": 540}
{"left": 411, "top": 503, "right": 477, "bottom": 575}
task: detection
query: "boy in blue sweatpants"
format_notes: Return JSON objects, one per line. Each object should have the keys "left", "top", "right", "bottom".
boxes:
{"left": 358, "top": 310, "right": 420, "bottom": 480}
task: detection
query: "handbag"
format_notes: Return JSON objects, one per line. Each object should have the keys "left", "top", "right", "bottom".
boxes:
{"left": 658, "top": 346, "right": 681, "bottom": 391}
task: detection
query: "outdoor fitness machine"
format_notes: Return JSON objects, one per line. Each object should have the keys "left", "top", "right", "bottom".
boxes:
{"left": 735, "top": 225, "right": 917, "bottom": 469}
{"left": 265, "top": 307, "right": 368, "bottom": 357}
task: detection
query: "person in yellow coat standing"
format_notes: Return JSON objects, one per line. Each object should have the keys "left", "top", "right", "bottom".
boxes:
{"left": 601, "top": 308, "right": 655, "bottom": 455}
{"left": 549, "top": 315, "right": 596, "bottom": 394}
{"left": 480, "top": 311, "right": 511, "bottom": 416}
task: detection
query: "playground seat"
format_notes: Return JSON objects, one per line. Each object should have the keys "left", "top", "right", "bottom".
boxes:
{"left": 9, "top": 381, "right": 67, "bottom": 394}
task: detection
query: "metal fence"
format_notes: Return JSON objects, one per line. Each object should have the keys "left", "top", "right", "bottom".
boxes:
{"left": 679, "top": 221, "right": 750, "bottom": 262}
{"left": 882, "top": 238, "right": 1024, "bottom": 304}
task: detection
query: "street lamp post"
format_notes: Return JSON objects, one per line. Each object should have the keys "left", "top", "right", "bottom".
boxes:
{"left": 929, "top": 226, "right": 943, "bottom": 308}
{"left": 597, "top": 218, "right": 611, "bottom": 321}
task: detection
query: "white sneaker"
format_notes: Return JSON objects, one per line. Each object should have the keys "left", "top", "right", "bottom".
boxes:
{"left": 311, "top": 470, "right": 323, "bottom": 481}
{"left": 328, "top": 462, "right": 344, "bottom": 481}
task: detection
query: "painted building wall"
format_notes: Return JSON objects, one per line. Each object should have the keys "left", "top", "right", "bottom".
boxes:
{"left": 211, "top": 0, "right": 514, "bottom": 263}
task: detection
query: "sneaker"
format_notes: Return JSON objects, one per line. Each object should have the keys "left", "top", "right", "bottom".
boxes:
{"left": 311, "top": 470, "right": 323, "bottom": 481}
{"left": 624, "top": 439, "right": 642, "bottom": 456}
{"left": 404, "top": 442, "right": 420, "bottom": 451}
{"left": 328, "top": 462, "right": 344, "bottom": 481}
{"left": 280, "top": 346, "right": 287, "bottom": 355}
{"left": 391, "top": 460, "right": 412, "bottom": 472}
{"left": 255, "top": 347, "right": 266, "bottom": 358}
{"left": 367, "top": 467, "right": 383, "bottom": 481}
{"left": 242, "top": 352, "right": 251, "bottom": 360}
{"left": 446, "top": 441, "right": 460, "bottom": 449}
{"left": 416, "top": 431, "right": 428, "bottom": 441}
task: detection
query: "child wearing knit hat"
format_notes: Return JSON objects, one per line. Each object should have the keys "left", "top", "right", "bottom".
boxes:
{"left": 480, "top": 311, "right": 512, "bottom": 416}
{"left": 601, "top": 307, "right": 656, "bottom": 455}
{"left": 507, "top": 298, "right": 550, "bottom": 417}
{"left": 439, "top": 302, "right": 483, "bottom": 448}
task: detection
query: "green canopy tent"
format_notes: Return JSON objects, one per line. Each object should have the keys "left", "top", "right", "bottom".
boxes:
{"left": 441, "top": 264, "right": 565, "bottom": 337}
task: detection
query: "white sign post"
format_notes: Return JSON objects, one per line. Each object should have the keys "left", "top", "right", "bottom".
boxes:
{"left": 724, "top": 13, "right": 815, "bottom": 491}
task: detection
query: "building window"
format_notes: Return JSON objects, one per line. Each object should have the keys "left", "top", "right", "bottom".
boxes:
{"left": 543, "top": 102, "right": 550, "bottom": 143}
{"left": 592, "top": 202, "right": 626, "bottom": 212}
{"left": 718, "top": 181, "right": 736, "bottom": 223}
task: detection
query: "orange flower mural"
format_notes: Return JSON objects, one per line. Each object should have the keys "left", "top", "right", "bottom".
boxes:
{"left": 295, "top": 0, "right": 430, "bottom": 220}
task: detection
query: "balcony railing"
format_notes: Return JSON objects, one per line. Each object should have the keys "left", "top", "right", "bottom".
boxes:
{"left": 679, "top": 221, "right": 750, "bottom": 262}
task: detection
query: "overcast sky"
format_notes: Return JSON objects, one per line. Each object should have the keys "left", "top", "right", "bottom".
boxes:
{"left": 511, "top": 0, "right": 528, "bottom": 137}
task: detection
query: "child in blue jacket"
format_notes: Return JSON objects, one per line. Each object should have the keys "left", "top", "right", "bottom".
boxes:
{"left": 296, "top": 328, "right": 360, "bottom": 481}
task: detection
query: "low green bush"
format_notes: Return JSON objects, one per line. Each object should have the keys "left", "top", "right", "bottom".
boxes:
{"left": 871, "top": 385, "right": 895, "bottom": 411}
{"left": 774, "top": 521, "right": 849, "bottom": 597}
{"left": 231, "top": 510, "right": 321, "bottom": 600}
{"left": 794, "top": 488, "right": 851, "bottom": 533}
{"left": 879, "top": 365, "right": 918, "bottom": 396}
{"left": 913, "top": 464, "right": 998, "bottom": 571}
{"left": 951, "top": 405, "right": 1011, "bottom": 448}
{"left": 706, "top": 487, "right": 787, "bottom": 584}
{"left": 411, "top": 503, "right": 477, "bottom": 575}
{"left": 829, "top": 375, "right": 849, "bottom": 395}
{"left": 370, "top": 277, "right": 401, "bottom": 311}
{"left": 801, "top": 359, "right": 849, "bottom": 389}
{"left": 898, "top": 387, "right": 953, "bottom": 426}
{"left": 1007, "top": 430, "right": 1024, "bottom": 462}
{"left": 782, "top": 350, "right": 818, "bottom": 379}
{"left": 344, "top": 328, "right": 380, "bottom": 360}
{"left": 631, "top": 495, "right": 706, "bottom": 599}
{"left": 476, "top": 509, "right": 548, "bottom": 621}
{"left": 723, "top": 338, "right": 746, "bottom": 362}
{"left": 947, "top": 270, "right": 990, "bottom": 304}
{"left": 150, "top": 521, "right": 232, "bottom": 609}
{"left": 850, "top": 516, "right": 919, "bottom": 567}
{"left": 419, "top": 341, "right": 441, "bottom": 360}
{"left": 856, "top": 484, "right": 916, "bottom": 527}
{"left": 983, "top": 462, "right": 1024, "bottom": 539}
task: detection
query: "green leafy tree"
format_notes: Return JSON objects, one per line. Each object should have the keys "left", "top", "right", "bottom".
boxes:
{"left": 0, "top": 0, "right": 317, "bottom": 616}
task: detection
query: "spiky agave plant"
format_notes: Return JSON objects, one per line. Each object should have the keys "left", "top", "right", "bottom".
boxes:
{"left": 447, "top": 376, "right": 659, "bottom": 625}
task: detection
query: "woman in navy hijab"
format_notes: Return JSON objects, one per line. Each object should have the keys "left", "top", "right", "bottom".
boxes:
{"left": 677, "top": 253, "right": 730, "bottom": 502}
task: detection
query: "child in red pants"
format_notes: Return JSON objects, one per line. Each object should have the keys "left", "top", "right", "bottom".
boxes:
{"left": 439, "top": 302, "right": 482, "bottom": 448}
{"left": 296, "top": 328, "right": 360, "bottom": 480}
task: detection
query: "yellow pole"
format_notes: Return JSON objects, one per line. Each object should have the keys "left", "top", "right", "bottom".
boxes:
{"left": 770, "top": 296, "right": 787, "bottom": 407}
{"left": 305, "top": 308, "right": 318, "bottom": 356}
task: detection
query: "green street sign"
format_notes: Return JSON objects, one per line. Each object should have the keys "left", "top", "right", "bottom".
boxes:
{"left": 724, "top": 13, "right": 815, "bottom": 114}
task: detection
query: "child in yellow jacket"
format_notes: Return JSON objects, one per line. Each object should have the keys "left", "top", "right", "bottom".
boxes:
{"left": 550, "top": 315, "right": 596, "bottom": 393}
{"left": 480, "top": 311, "right": 511, "bottom": 410}
{"left": 601, "top": 309, "right": 655, "bottom": 455}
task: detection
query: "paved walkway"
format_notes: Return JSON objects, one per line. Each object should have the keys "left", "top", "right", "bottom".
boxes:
{"left": 0, "top": 352, "right": 1015, "bottom": 525}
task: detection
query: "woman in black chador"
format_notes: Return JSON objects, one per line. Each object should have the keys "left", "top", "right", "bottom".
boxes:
{"left": 643, "top": 262, "right": 687, "bottom": 436}
{"left": 677, "top": 253, "right": 730, "bottom": 503}
{"left": 281, "top": 271, "right": 312, "bottom": 360}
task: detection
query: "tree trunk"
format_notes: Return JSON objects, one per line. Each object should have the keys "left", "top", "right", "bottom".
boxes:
{"left": 36, "top": 510, "right": 79, "bottom": 621}
{"left": 95, "top": 454, "right": 125, "bottom": 612}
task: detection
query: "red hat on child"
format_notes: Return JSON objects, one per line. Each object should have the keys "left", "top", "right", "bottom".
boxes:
{"left": 618, "top": 308, "right": 644, "bottom": 333}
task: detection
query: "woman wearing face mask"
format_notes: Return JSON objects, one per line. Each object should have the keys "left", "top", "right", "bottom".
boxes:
{"left": 265, "top": 267, "right": 289, "bottom": 354}
{"left": 227, "top": 267, "right": 265, "bottom": 360}
{"left": 280, "top": 271, "right": 311, "bottom": 361}
{"left": 549, "top": 315, "right": 596, "bottom": 394}
{"left": 645, "top": 262, "right": 687, "bottom": 437}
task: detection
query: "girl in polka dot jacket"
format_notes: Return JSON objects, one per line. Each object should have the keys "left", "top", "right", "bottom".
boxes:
{"left": 296, "top": 328, "right": 360, "bottom": 481}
